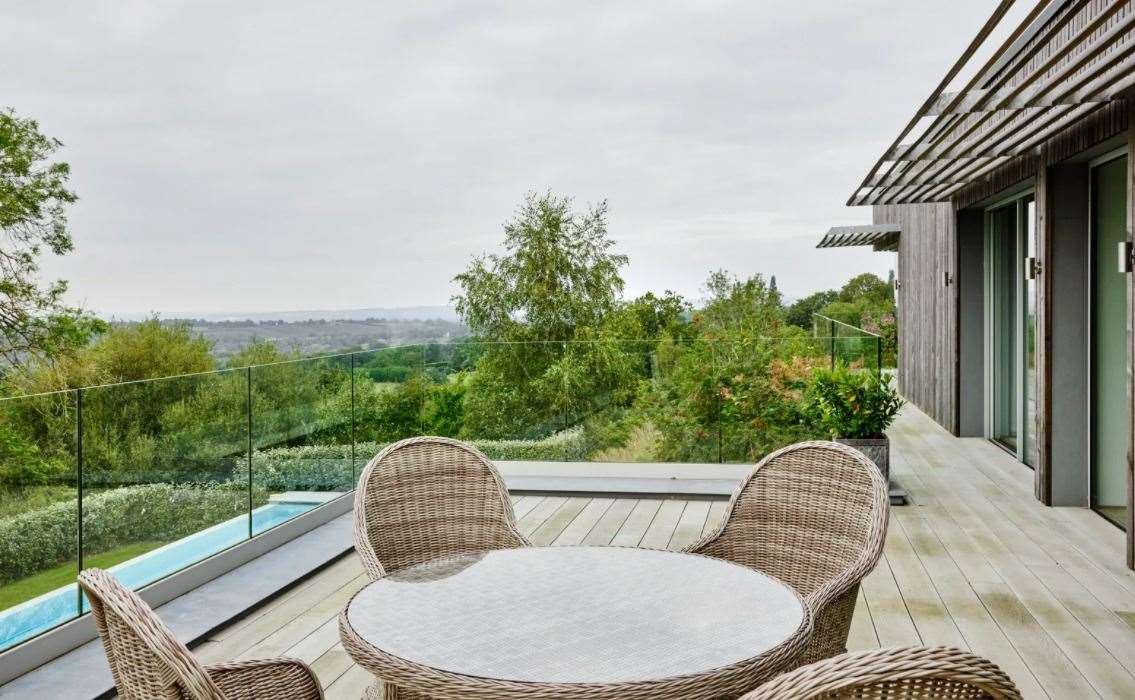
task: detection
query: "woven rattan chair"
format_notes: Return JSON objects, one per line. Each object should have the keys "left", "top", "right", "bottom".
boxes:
{"left": 686, "top": 440, "right": 888, "bottom": 667}
{"left": 353, "top": 436, "right": 530, "bottom": 700}
{"left": 78, "top": 568, "right": 322, "bottom": 700}
{"left": 740, "top": 646, "right": 1023, "bottom": 699}
{"left": 352, "top": 436, "right": 530, "bottom": 580}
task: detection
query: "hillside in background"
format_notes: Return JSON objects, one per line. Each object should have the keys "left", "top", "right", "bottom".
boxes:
{"left": 106, "top": 305, "right": 460, "bottom": 323}
{"left": 127, "top": 317, "right": 467, "bottom": 359}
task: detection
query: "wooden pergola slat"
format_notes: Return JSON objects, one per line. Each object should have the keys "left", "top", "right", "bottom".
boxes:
{"left": 816, "top": 225, "right": 901, "bottom": 252}
{"left": 850, "top": 0, "right": 1133, "bottom": 206}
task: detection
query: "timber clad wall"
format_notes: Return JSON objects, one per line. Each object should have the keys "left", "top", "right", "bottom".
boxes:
{"left": 880, "top": 100, "right": 1131, "bottom": 440}
{"left": 856, "top": 0, "right": 1135, "bottom": 567}
{"left": 873, "top": 202, "right": 958, "bottom": 434}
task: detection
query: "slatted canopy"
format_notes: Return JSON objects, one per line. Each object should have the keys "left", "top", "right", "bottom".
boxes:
{"left": 850, "top": 0, "right": 1135, "bottom": 206}
{"left": 816, "top": 224, "right": 902, "bottom": 252}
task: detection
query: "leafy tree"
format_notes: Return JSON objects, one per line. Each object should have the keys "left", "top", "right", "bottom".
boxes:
{"left": 422, "top": 379, "right": 466, "bottom": 438}
{"left": 696, "top": 270, "right": 784, "bottom": 338}
{"left": 816, "top": 300, "right": 863, "bottom": 327}
{"left": 354, "top": 375, "right": 428, "bottom": 442}
{"left": 603, "top": 291, "right": 692, "bottom": 341}
{"left": 784, "top": 289, "right": 839, "bottom": 330}
{"left": 1, "top": 320, "right": 217, "bottom": 479}
{"left": 837, "top": 273, "right": 893, "bottom": 306}
{"left": 638, "top": 271, "right": 821, "bottom": 463}
{"left": 0, "top": 109, "right": 105, "bottom": 373}
{"left": 453, "top": 192, "right": 635, "bottom": 438}
{"left": 88, "top": 319, "right": 214, "bottom": 384}
{"left": 0, "top": 422, "right": 61, "bottom": 486}
{"left": 454, "top": 191, "right": 626, "bottom": 343}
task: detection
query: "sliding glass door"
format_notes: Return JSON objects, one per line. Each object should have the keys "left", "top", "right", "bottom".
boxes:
{"left": 1091, "top": 154, "right": 1129, "bottom": 529}
{"left": 986, "top": 194, "right": 1037, "bottom": 467}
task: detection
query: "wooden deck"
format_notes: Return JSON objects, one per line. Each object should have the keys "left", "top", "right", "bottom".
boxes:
{"left": 193, "top": 406, "right": 1135, "bottom": 700}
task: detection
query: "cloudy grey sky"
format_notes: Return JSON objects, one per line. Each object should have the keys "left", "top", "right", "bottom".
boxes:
{"left": 5, "top": 0, "right": 997, "bottom": 316}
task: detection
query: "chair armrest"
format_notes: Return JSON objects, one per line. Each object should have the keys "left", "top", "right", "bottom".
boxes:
{"left": 206, "top": 657, "right": 324, "bottom": 699}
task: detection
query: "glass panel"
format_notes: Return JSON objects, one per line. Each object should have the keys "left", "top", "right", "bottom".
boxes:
{"left": 560, "top": 340, "right": 654, "bottom": 463}
{"left": 1024, "top": 198, "right": 1038, "bottom": 468}
{"left": 0, "top": 390, "right": 79, "bottom": 651}
{"left": 455, "top": 341, "right": 567, "bottom": 449}
{"left": 989, "top": 205, "right": 1019, "bottom": 452}
{"left": 80, "top": 371, "right": 250, "bottom": 600}
{"left": 351, "top": 345, "right": 428, "bottom": 468}
{"left": 1091, "top": 156, "right": 1129, "bottom": 529}
{"left": 250, "top": 355, "right": 354, "bottom": 534}
{"left": 717, "top": 336, "right": 823, "bottom": 464}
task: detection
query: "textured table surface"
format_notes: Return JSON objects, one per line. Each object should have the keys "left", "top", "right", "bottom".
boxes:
{"left": 344, "top": 546, "right": 805, "bottom": 684}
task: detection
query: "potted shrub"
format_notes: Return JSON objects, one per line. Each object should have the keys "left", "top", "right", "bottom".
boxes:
{"left": 804, "top": 365, "right": 905, "bottom": 504}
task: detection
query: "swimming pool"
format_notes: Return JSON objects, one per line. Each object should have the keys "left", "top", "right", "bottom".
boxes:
{"left": 0, "top": 500, "right": 318, "bottom": 652}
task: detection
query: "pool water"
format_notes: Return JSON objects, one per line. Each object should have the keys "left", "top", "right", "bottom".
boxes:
{"left": 0, "top": 501, "right": 317, "bottom": 651}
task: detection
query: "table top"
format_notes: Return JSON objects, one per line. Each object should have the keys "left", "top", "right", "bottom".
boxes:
{"left": 342, "top": 546, "right": 806, "bottom": 686}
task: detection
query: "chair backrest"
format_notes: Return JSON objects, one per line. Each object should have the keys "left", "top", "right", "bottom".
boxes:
{"left": 77, "top": 568, "right": 223, "bottom": 700}
{"left": 741, "top": 645, "right": 1023, "bottom": 699}
{"left": 352, "top": 436, "right": 529, "bottom": 578}
{"left": 690, "top": 440, "right": 888, "bottom": 600}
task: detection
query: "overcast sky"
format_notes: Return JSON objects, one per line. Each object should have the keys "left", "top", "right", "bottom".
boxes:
{"left": 4, "top": 0, "right": 998, "bottom": 316}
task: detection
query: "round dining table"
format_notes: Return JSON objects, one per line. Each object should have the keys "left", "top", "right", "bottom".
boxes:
{"left": 339, "top": 546, "right": 811, "bottom": 700}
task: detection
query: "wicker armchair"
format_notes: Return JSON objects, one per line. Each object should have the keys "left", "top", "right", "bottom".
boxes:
{"left": 77, "top": 568, "right": 322, "bottom": 700}
{"left": 352, "top": 436, "right": 530, "bottom": 580}
{"left": 352, "top": 436, "right": 529, "bottom": 700}
{"left": 686, "top": 440, "right": 888, "bottom": 666}
{"left": 741, "top": 646, "right": 1023, "bottom": 699}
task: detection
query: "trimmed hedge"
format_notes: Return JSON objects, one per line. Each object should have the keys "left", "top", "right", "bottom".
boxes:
{"left": 0, "top": 483, "right": 266, "bottom": 584}
{"left": 246, "top": 427, "right": 590, "bottom": 492}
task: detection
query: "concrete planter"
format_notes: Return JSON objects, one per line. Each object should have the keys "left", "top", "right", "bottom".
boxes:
{"left": 836, "top": 435, "right": 907, "bottom": 505}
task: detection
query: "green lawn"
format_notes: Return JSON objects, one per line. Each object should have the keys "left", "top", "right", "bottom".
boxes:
{"left": 0, "top": 541, "right": 162, "bottom": 610}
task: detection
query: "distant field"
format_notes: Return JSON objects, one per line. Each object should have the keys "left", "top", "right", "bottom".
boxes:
{"left": 124, "top": 318, "right": 468, "bottom": 359}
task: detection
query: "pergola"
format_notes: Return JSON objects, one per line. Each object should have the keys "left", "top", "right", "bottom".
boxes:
{"left": 815, "top": 224, "right": 901, "bottom": 252}
{"left": 850, "top": 0, "right": 1135, "bottom": 206}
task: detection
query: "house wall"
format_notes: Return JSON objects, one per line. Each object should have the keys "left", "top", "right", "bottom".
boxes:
{"left": 873, "top": 202, "right": 958, "bottom": 434}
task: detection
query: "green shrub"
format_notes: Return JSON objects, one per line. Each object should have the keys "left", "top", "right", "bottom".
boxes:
{"left": 474, "top": 427, "right": 590, "bottom": 461}
{"left": 0, "top": 482, "right": 266, "bottom": 584}
{"left": 804, "top": 365, "right": 903, "bottom": 439}
{"left": 245, "top": 427, "right": 591, "bottom": 491}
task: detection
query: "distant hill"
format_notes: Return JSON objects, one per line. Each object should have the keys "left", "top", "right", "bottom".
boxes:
{"left": 109, "top": 307, "right": 467, "bottom": 359}
{"left": 105, "top": 305, "right": 460, "bottom": 323}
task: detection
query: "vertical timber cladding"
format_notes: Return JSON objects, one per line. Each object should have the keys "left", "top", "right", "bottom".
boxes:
{"left": 873, "top": 202, "right": 958, "bottom": 434}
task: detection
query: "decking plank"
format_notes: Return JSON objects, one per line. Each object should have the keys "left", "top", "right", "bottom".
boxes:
{"left": 553, "top": 498, "right": 615, "bottom": 545}
{"left": 528, "top": 497, "right": 591, "bottom": 545}
{"left": 581, "top": 498, "right": 638, "bottom": 545}
{"left": 638, "top": 500, "right": 687, "bottom": 550}
{"left": 667, "top": 500, "right": 711, "bottom": 550}
{"left": 609, "top": 499, "right": 663, "bottom": 547}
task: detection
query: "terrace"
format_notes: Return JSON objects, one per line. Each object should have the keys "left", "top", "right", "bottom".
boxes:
{"left": 1, "top": 390, "right": 1134, "bottom": 698}
{"left": 191, "top": 408, "right": 1135, "bottom": 699}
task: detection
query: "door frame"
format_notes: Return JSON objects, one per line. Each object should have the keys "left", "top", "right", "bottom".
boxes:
{"left": 1087, "top": 147, "right": 1130, "bottom": 529}
{"left": 983, "top": 190, "right": 1036, "bottom": 465}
